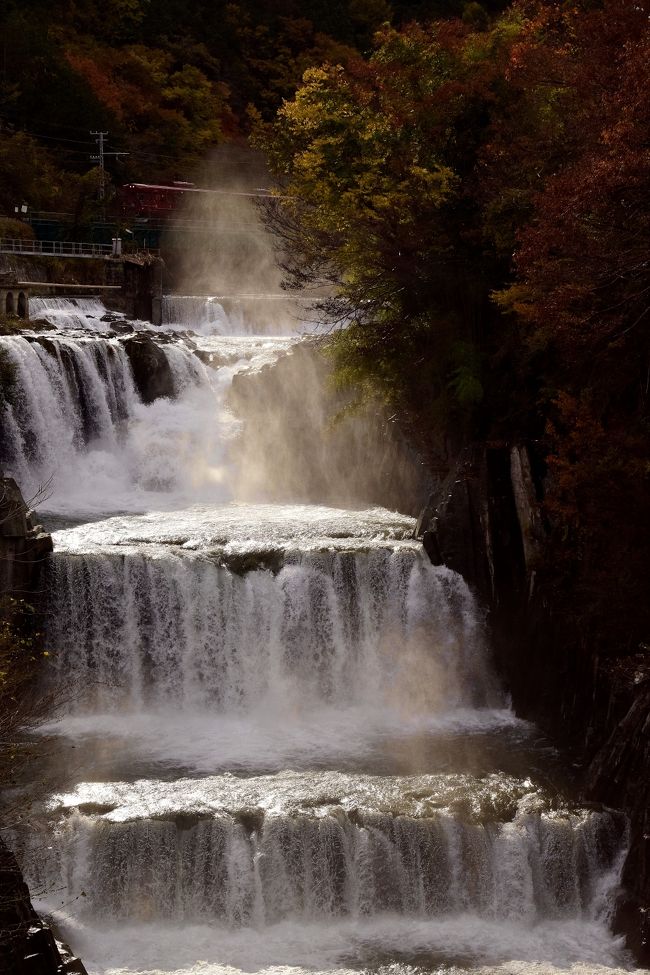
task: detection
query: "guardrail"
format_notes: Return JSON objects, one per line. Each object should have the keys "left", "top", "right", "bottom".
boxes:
{"left": 0, "top": 238, "right": 159, "bottom": 258}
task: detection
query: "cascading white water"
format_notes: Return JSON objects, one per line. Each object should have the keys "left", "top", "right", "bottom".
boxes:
{"left": 162, "top": 295, "right": 238, "bottom": 334}
{"left": 0, "top": 333, "right": 245, "bottom": 513}
{"left": 16, "top": 773, "right": 625, "bottom": 926}
{"left": 5, "top": 295, "right": 640, "bottom": 975}
{"left": 162, "top": 294, "right": 313, "bottom": 336}
{"left": 29, "top": 296, "right": 113, "bottom": 331}
{"left": 46, "top": 547, "right": 499, "bottom": 713}
{"left": 0, "top": 335, "right": 138, "bottom": 488}
{"left": 1, "top": 302, "right": 304, "bottom": 514}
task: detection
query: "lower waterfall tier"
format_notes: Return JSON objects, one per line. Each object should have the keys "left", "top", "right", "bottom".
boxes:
{"left": 16, "top": 771, "right": 626, "bottom": 928}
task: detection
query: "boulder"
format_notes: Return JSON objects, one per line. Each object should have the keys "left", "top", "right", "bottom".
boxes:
{"left": 122, "top": 335, "right": 175, "bottom": 403}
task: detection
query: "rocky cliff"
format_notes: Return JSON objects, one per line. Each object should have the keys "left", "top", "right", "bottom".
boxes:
{"left": 417, "top": 443, "right": 650, "bottom": 963}
{"left": 0, "top": 478, "right": 52, "bottom": 598}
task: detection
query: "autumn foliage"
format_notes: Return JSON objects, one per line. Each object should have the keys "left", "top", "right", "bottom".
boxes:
{"left": 261, "top": 0, "right": 650, "bottom": 652}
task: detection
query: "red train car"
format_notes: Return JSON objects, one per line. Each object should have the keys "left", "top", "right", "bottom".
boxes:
{"left": 121, "top": 181, "right": 275, "bottom": 222}
{"left": 120, "top": 182, "right": 197, "bottom": 220}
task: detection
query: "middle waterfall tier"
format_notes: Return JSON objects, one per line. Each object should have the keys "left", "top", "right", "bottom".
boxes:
{"left": 46, "top": 547, "right": 502, "bottom": 714}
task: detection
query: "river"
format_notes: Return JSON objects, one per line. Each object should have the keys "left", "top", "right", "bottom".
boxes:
{"left": 0, "top": 296, "right": 643, "bottom": 975}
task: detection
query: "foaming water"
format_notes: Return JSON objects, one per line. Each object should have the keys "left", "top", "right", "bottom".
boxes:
{"left": 29, "top": 296, "right": 112, "bottom": 331}
{"left": 0, "top": 333, "right": 297, "bottom": 514}
{"left": 162, "top": 294, "right": 314, "bottom": 336}
{"left": 49, "top": 502, "right": 416, "bottom": 551}
{"left": 25, "top": 913, "right": 638, "bottom": 975}
{"left": 33, "top": 708, "right": 529, "bottom": 782}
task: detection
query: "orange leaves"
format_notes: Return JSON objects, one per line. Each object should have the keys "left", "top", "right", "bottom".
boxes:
{"left": 64, "top": 47, "right": 158, "bottom": 123}
{"left": 62, "top": 39, "right": 228, "bottom": 175}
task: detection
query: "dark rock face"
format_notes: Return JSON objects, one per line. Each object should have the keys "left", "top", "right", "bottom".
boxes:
{"left": 587, "top": 663, "right": 650, "bottom": 961}
{"left": 418, "top": 444, "right": 542, "bottom": 607}
{"left": 0, "top": 838, "right": 87, "bottom": 974}
{"left": 0, "top": 480, "right": 86, "bottom": 974}
{"left": 122, "top": 334, "right": 175, "bottom": 403}
{"left": 0, "top": 837, "right": 35, "bottom": 973}
{"left": 419, "top": 445, "right": 494, "bottom": 601}
{"left": 417, "top": 442, "right": 650, "bottom": 964}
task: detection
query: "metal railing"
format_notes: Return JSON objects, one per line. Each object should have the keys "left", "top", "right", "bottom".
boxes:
{"left": 0, "top": 238, "right": 159, "bottom": 258}
{"left": 0, "top": 237, "right": 112, "bottom": 257}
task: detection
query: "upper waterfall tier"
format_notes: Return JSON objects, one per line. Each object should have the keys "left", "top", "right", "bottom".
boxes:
{"left": 26, "top": 294, "right": 312, "bottom": 337}
{"left": 0, "top": 332, "right": 295, "bottom": 514}
{"left": 2, "top": 296, "right": 427, "bottom": 516}
{"left": 161, "top": 294, "right": 314, "bottom": 336}
{"left": 29, "top": 296, "right": 116, "bottom": 332}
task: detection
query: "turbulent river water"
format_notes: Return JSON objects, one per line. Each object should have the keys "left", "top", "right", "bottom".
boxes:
{"left": 0, "top": 296, "right": 644, "bottom": 975}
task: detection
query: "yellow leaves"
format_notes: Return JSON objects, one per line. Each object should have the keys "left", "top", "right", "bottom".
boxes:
{"left": 492, "top": 283, "right": 535, "bottom": 320}
{"left": 406, "top": 164, "right": 458, "bottom": 202}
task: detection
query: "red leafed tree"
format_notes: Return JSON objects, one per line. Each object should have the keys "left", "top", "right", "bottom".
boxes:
{"left": 492, "top": 0, "right": 650, "bottom": 643}
{"left": 507, "top": 1, "right": 650, "bottom": 367}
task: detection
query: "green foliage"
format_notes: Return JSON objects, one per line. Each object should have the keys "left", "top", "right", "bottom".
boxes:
{"left": 256, "top": 16, "right": 516, "bottom": 444}
{"left": 448, "top": 341, "right": 483, "bottom": 408}
{"left": 0, "top": 133, "right": 67, "bottom": 213}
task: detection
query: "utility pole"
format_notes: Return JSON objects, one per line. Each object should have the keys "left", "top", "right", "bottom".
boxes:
{"left": 90, "top": 131, "right": 109, "bottom": 201}
{"left": 90, "top": 132, "right": 129, "bottom": 205}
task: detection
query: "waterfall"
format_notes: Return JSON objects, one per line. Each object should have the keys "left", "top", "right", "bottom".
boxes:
{"left": 0, "top": 334, "right": 138, "bottom": 488}
{"left": 5, "top": 295, "right": 637, "bottom": 975}
{"left": 162, "top": 294, "right": 312, "bottom": 336}
{"left": 162, "top": 295, "right": 237, "bottom": 334}
{"left": 45, "top": 547, "right": 501, "bottom": 713}
{"left": 29, "top": 296, "right": 115, "bottom": 331}
{"left": 15, "top": 782, "right": 625, "bottom": 926}
{"left": 0, "top": 333, "right": 237, "bottom": 514}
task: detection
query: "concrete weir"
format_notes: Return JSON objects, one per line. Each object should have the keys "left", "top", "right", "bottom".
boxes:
{"left": 0, "top": 253, "right": 164, "bottom": 326}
